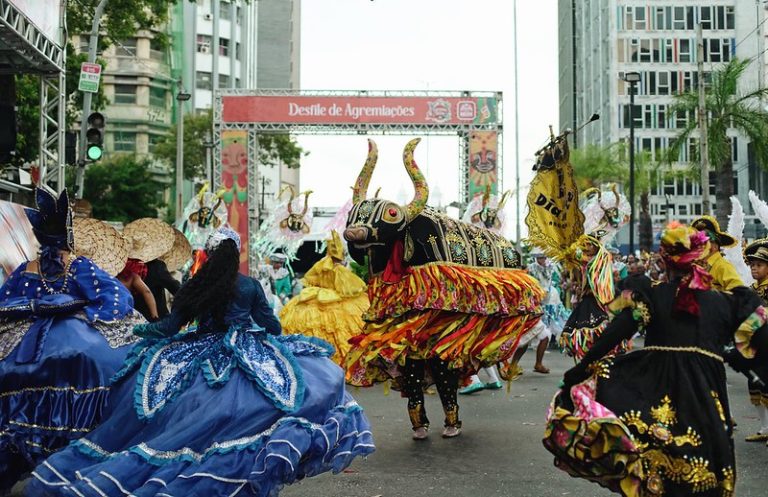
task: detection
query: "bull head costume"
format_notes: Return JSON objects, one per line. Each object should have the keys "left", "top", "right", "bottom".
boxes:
{"left": 344, "top": 138, "right": 544, "bottom": 437}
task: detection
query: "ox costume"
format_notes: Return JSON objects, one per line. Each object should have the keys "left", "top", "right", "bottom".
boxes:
{"left": 543, "top": 225, "right": 768, "bottom": 497}
{"left": 27, "top": 228, "right": 374, "bottom": 497}
{"left": 280, "top": 231, "right": 369, "bottom": 365}
{"left": 344, "top": 139, "right": 544, "bottom": 438}
{"left": 0, "top": 188, "right": 142, "bottom": 490}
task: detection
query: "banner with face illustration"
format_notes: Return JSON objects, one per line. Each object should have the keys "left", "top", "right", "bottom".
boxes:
{"left": 468, "top": 131, "right": 499, "bottom": 200}
{"left": 220, "top": 130, "right": 250, "bottom": 275}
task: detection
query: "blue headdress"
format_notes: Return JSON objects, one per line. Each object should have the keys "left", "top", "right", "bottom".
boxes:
{"left": 24, "top": 187, "right": 75, "bottom": 275}
{"left": 205, "top": 227, "right": 241, "bottom": 253}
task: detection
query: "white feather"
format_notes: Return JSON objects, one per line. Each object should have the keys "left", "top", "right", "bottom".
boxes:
{"left": 724, "top": 196, "right": 754, "bottom": 285}
{"left": 749, "top": 190, "right": 768, "bottom": 228}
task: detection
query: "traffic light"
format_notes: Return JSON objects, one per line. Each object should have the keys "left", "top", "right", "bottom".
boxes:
{"left": 85, "top": 112, "right": 105, "bottom": 162}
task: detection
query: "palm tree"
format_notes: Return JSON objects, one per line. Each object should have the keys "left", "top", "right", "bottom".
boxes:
{"left": 670, "top": 58, "right": 768, "bottom": 227}
{"left": 571, "top": 143, "right": 677, "bottom": 252}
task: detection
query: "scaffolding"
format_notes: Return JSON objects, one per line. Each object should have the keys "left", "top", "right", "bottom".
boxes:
{"left": 0, "top": 0, "right": 66, "bottom": 192}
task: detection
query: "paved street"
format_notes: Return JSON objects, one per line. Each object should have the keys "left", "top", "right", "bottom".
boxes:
{"left": 284, "top": 348, "right": 768, "bottom": 497}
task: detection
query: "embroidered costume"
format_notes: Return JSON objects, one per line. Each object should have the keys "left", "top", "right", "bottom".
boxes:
{"left": 544, "top": 224, "right": 768, "bottom": 497}
{"left": 280, "top": 231, "right": 369, "bottom": 365}
{"left": 0, "top": 189, "right": 141, "bottom": 490}
{"left": 343, "top": 139, "right": 543, "bottom": 438}
{"left": 28, "top": 228, "right": 374, "bottom": 497}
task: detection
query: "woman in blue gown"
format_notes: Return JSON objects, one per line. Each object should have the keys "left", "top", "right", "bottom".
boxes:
{"left": 28, "top": 227, "right": 375, "bottom": 497}
{"left": 0, "top": 188, "right": 142, "bottom": 491}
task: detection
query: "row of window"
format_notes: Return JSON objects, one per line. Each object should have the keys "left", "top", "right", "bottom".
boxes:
{"left": 196, "top": 0, "right": 243, "bottom": 24}
{"left": 113, "top": 38, "right": 166, "bottom": 62}
{"left": 195, "top": 71, "right": 239, "bottom": 90}
{"left": 196, "top": 35, "right": 241, "bottom": 59}
{"left": 618, "top": 5, "right": 735, "bottom": 32}
{"left": 617, "top": 37, "right": 733, "bottom": 64}
{"left": 617, "top": 70, "right": 710, "bottom": 97}
{"left": 111, "top": 132, "right": 165, "bottom": 153}
{"left": 614, "top": 135, "right": 739, "bottom": 164}
{"left": 113, "top": 84, "right": 168, "bottom": 108}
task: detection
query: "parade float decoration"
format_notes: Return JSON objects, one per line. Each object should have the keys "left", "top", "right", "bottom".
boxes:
{"left": 343, "top": 138, "right": 544, "bottom": 386}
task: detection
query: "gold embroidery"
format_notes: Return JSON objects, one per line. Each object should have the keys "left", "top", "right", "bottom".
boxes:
{"left": 650, "top": 395, "right": 677, "bottom": 425}
{"left": 711, "top": 391, "right": 727, "bottom": 426}
{"left": 586, "top": 357, "right": 612, "bottom": 379}
{"left": 0, "top": 385, "right": 109, "bottom": 398}
{"left": 721, "top": 467, "right": 735, "bottom": 497}
{"left": 9, "top": 420, "right": 94, "bottom": 433}
{"left": 643, "top": 346, "right": 724, "bottom": 363}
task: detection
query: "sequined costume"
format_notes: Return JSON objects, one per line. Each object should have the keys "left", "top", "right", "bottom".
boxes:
{"left": 280, "top": 232, "right": 369, "bottom": 364}
{"left": 544, "top": 226, "right": 768, "bottom": 497}
{"left": 0, "top": 189, "right": 141, "bottom": 490}
{"left": 527, "top": 259, "right": 570, "bottom": 340}
{"left": 28, "top": 273, "right": 374, "bottom": 497}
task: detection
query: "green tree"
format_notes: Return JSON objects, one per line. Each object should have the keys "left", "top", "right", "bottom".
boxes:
{"left": 154, "top": 110, "right": 307, "bottom": 180}
{"left": 83, "top": 155, "right": 165, "bottom": 222}
{"left": 570, "top": 143, "right": 679, "bottom": 251}
{"left": 670, "top": 58, "right": 768, "bottom": 227}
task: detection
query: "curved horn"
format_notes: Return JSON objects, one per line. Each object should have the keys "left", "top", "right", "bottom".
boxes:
{"left": 197, "top": 182, "right": 210, "bottom": 207}
{"left": 301, "top": 190, "right": 313, "bottom": 216}
{"left": 403, "top": 138, "right": 429, "bottom": 220}
{"left": 352, "top": 139, "right": 378, "bottom": 203}
{"left": 498, "top": 189, "right": 512, "bottom": 209}
{"left": 611, "top": 183, "right": 620, "bottom": 206}
{"left": 482, "top": 185, "right": 491, "bottom": 208}
{"left": 374, "top": 187, "right": 382, "bottom": 199}
{"left": 279, "top": 185, "right": 295, "bottom": 202}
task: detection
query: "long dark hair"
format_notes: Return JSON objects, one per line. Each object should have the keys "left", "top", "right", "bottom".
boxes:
{"left": 172, "top": 238, "right": 239, "bottom": 329}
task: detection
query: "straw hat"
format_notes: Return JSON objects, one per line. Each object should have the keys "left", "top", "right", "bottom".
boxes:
{"left": 691, "top": 216, "right": 737, "bottom": 248}
{"left": 73, "top": 217, "right": 129, "bottom": 276}
{"left": 123, "top": 218, "right": 175, "bottom": 262}
{"left": 161, "top": 228, "right": 193, "bottom": 271}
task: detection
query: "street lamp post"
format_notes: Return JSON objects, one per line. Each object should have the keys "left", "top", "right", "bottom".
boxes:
{"left": 175, "top": 87, "right": 191, "bottom": 224}
{"left": 623, "top": 71, "right": 641, "bottom": 256}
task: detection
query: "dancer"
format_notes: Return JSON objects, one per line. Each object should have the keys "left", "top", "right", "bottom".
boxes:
{"left": 0, "top": 188, "right": 142, "bottom": 491}
{"left": 280, "top": 231, "right": 369, "bottom": 365}
{"left": 27, "top": 228, "right": 374, "bottom": 497}
{"left": 692, "top": 215, "right": 743, "bottom": 291}
{"left": 268, "top": 253, "right": 293, "bottom": 303}
{"left": 742, "top": 238, "right": 768, "bottom": 444}
{"left": 544, "top": 223, "right": 768, "bottom": 496}
{"left": 344, "top": 139, "right": 543, "bottom": 440}
{"left": 116, "top": 258, "right": 159, "bottom": 321}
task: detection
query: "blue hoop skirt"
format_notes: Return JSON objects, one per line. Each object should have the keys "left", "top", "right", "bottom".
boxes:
{"left": 0, "top": 259, "right": 142, "bottom": 490}
{"left": 27, "top": 326, "right": 375, "bottom": 497}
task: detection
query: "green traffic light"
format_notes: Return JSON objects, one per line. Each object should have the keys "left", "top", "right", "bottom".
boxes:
{"left": 87, "top": 145, "right": 103, "bottom": 161}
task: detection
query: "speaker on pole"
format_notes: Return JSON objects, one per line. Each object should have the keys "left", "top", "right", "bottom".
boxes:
{"left": 0, "top": 75, "right": 17, "bottom": 163}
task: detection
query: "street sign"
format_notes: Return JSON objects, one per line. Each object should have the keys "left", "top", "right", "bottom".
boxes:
{"left": 78, "top": 62, "right": 102, "bottom": 93}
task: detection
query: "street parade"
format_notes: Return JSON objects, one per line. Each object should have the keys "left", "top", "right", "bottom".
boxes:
{"left": 2, "top": 1, "right": 768, "bottom": 496}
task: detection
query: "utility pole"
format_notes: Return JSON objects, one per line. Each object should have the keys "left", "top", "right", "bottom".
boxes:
{"left": 513, "top": 0, "right": 521, "bottom": 245}
{"left": 697, "top": 23, "right": 711, "bottom": 216}
{"left": 76, "top": 0, "right": 109, "bottom": 200}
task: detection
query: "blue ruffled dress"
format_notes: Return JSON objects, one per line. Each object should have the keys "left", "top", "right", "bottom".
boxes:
{"left": 0, "top": 257, "right": 142, "bottom": 489}
{"left": 28, "top": 274, "right": 375, "bottom": 497}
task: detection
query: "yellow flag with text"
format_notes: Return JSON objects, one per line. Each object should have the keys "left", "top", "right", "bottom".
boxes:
{"left": 524, "top": 139, "right": 584, "bottom": 262}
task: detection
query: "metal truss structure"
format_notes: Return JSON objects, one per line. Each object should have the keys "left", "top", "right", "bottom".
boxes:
{"left": 213, "top": 89, "right": 502, "bottom": 274}
{"left": 0, "top": 0, "right": 66, "bottom": 192}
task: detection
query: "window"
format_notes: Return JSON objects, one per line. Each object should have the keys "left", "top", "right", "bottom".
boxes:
{"left": 196, "top": 71, "right": 212, "bottom": 90}
{"left": 640, "top": 39, "right": 651, "bottom": 63}
{"left": 657, "top": 71, "right": 669, "bottom": 95}
{"left": 732, "top": 137, "right": 739, "bottom": 162}
{"left": 622, "top": 104, "right": 642, "bottom": 129}
{"left": 197, "top": 34, "right": 212, "bottom": 53}
{"left": 115, "top": 38, "right": 137, "bottom": 57}
{"left": 148, "top": 134, "right": 164, "bottom": 153}
{"left": 657, "top": 104, "right": 666, "bottom": 129}
{"left": 726, "top": 6, "right": 735, "bottom": 30}
{"left": 236, "top": 42, "right": 241, "bottom": 61}
{"left": 678, "top": 205, "right": 688, "bottom": 216}
{"left": 150, "top": 37, "right": 165, "bottom": 61}
{"left": 654, "top": 7, "right": 667, "bottom": 30}
{"left": 634, "top": 6, "right": 646, "bottom": 30}
{"left": 219, "top": 74, "right": 230, "bottom": 87}
{"left": 149, "top": 86, "right": 166, "bottom": 107}
{"left": 663, "top": 177, "right": 676, "bottom": 195}
{"left": 219, "top": 38, "right": 230, "bottom": 57}
{"left": 114, "top": 84, "right": 136, "bottom": 104}
{"left": 694, "top": 204, "right": 702, "bottom": 215}
{"left": 700, "top": 6, "right": 712, "bottom": 30}
{"left": 113, "top": 132, "right": 136, "bottom": 152}
{"left": 673, "top": 7, "right": 686, "bottom": 30}
{"left": 624, "top": 6, "right": 634, "bottom": 29}
{"left": 679, "top": 39, "right": 691, "bottom": 63}
{"left": 686, "top": 7, "right": 695, "bottom": 30}
{"left": 220, "top": 1, "right": 231, "bottom": 20}
{"left": 684, "top": 178, "right": 693, "bottom": 196}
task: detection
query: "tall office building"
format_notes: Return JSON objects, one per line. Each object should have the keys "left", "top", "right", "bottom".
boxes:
{"left": 172, "top": 0, "right": 301, "bottom": 217}
{"left": 559, "top": 1, "right": 765, "bottom": 238}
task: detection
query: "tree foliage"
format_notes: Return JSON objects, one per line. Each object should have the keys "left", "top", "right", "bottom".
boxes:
{"left": 670, "top": 58, "right": 768, "bottom": 225}
{"left": 154, "top": 110, "right": 307, "bottom": 180}
{"left": 83, "top": 154, "right": 165, "bottom": 222}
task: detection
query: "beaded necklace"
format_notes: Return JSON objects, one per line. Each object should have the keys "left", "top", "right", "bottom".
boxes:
{"left": 39, "top": 257, "right": 74, "bottom": 295}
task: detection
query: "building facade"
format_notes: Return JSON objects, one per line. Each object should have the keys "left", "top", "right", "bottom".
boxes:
{"left": 559, "top": 0, "right": 766, "bottom": 240}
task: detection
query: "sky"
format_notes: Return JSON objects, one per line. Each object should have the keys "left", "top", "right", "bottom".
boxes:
{"left": 296, "top": 0, "right": 559, "bottom": 240}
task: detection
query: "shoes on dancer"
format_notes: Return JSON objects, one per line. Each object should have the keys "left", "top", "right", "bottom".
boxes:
{"left": 484, "top": 381, "right": 503, "bottom": 390}
{"left": 458, "top": 382, "right": 485, "bottom": 395}
{"left": 412, "top": 427, "right": 429, "bottom": 440}
{"left": 745, "top": 432, "right": 768, "bottom": 442}
{"left": 442, "top": 426, "right": 461, "bottom": 438}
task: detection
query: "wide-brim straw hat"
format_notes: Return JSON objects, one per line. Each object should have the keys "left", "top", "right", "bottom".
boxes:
{"left": 123, "top": 218, "right": 175, "bottom": 262}
{"left": 73, "top": 217, "right": 129, "bottom": 276}
{"left": 161, "top": 228, "right": 193, "bottom": 271}
{"left": 691, "top": 216, "right": 737, "bottom": 248}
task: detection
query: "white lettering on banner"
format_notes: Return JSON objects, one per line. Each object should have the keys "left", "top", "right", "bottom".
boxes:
{"left": 288, "top": 102, "right": 328, "bottom": 116}
{"left": 343, "top": 104, "right": 416, "bottom": 119}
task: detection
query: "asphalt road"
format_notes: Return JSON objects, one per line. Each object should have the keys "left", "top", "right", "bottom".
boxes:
{"left": 283, "top": 348, "right": 768, "bottom": 497}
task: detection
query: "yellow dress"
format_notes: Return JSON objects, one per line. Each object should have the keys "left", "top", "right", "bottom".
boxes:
{"left": 279, "top": 233, "right": 369, "bottom": 364}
